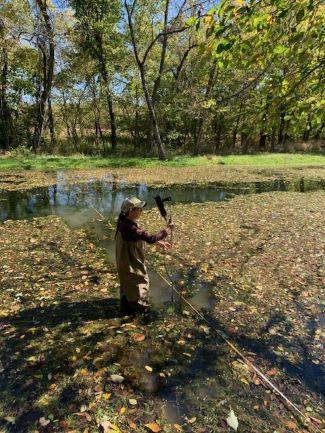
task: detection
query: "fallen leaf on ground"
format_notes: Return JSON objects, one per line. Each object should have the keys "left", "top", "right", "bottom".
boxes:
{"left": 252, "top": 374, "right": 261, "bottom": 385}
{"left": 100, "top": 421, "right": 121, "bottom": 433}
{"left": 266, "top": 369, "right": 279, "bottom": 377}
{"left": 128, "top": 420, "right": 137, "bottom": 429}
{"left": 227, "top": 410, "right": 239, "bottom": 431}
{"left": 240, "top": 377, "right": 249, "bottom": 385}
{"left": 309, "top": 416, "right": 323, "bottom": 425}
{"left": 39, "top": 417, "right": 51, "bottom": 427}
{"left": 110, "top": 374, "right": 124, "bottom": 383}
{"left": 285, "top": 420, "right": 297, "bottom": 430}
{"left": 133, "top": 333, "right": 146, "bottom": 342}
{"left": 145, "top": 422, "right": 161, "bottom": 432}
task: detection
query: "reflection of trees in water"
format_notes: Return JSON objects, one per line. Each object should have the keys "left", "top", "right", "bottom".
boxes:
{"left": 0, "top": 178, "right": 324, "bottom": 223}
{"left": 0, "top": 189, "right": 51, "bottom": 221}
{"left": 112, "top": 173, "right": 118, "bottom": 191}
{"left": 48, "top": 184, "right": 57, "bottom": 207}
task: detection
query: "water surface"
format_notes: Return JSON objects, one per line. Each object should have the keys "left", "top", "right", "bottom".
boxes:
{"left": 1, "top": 172, "right": 324, "bottom": 223}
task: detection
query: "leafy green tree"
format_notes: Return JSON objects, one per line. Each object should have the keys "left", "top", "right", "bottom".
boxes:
{"left": 70, "top": 0, "right": 121, "bottom": 153}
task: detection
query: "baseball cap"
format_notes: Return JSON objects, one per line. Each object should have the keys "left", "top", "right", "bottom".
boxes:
{"left": 121, "top": 196, "right": 147, "bottom": 214}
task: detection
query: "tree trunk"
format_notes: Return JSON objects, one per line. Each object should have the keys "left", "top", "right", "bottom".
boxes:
{"left": 139, "top": 64, "right": 166, "bottom": 159}
{"left": 194, "top": 118, "right": 204, "bottom": 155}
{"left": 152, "top": 0, "right": 169, "bottom": 105}
{"left": 94, "top": 110, "right": 104, "bottom": 150}
{"left": 259, "top": 132, "right": 267, "bottom": 150}
{"left": 107, "top": 91, "right": 117, "bottom": 152}
{"left": 241, "top": 132, "right": 248, "bottom": 153}
{"left": 258, "top": 95, "right": 270, "bottom": 151}
{"left": 125, "top": 0, "right": 166, "bottom": 160}
{"left": 270, "top": 128, "right": 276, "bottom": 152}
{"left": 48, "top": 95, "right": 56, "bottom": 147}
{"left": 194, "top": 61, "right": 217, "bottom": 155}
{"left": 71, "top": 121, "right": 79, "bottom": 148}
{"left": 0, "top": 44, "right": 12, "bottom": 150}
{"left": 94, "top": 32, "right": 117, "bottom": 153}
{"left": 32, "top": 0, "right": 55, "bottom": 152}
{"left": 98, "top": 119, "right": 104, "bottom": 143}
{"left": 32, "top": 48, "right": 47, "bottom": 151}
{"left": 303, "top": 113, "right": 312, "bottom": 141}
{"left": 61, "top": 90, "right": 72, "bottom": 140}
{"left": 232, "top": 113, "right": 241, "bottom": 149}
{"left": 278, "top": 110, "right": 286, "bottom": 149}
{"left": 213, "top": 116, "right": 222, "bottom": 154}
{"left": 134, "top": 88, "right": 140, "bottom": 152}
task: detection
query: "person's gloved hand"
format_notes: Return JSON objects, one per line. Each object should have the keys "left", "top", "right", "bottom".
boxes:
{"left": 156, "top": 240, "right": 172, "bottom": 250}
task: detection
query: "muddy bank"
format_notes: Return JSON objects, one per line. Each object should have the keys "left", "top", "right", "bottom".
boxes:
{"left": 0, "top": 165, "right": 324, "bottom": 192}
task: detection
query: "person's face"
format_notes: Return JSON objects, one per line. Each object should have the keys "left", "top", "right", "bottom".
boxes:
{"left": 129, "top": 207, "right": 142, "bottom": 220}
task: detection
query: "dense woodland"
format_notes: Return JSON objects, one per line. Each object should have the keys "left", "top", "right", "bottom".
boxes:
{"left": 0, "top": 0, "right": 324, "bottom": 159}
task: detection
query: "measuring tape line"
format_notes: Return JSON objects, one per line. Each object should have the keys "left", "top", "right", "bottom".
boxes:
{"left": 157, "top": 258, "right": 322, "bottom": 433}
{"left": 92, "top": 207, "right": 322, "bottom": 433}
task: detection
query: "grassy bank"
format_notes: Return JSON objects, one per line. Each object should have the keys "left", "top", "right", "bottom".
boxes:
{"left": 0, "top": 153, "right": 325, "bottom": 170}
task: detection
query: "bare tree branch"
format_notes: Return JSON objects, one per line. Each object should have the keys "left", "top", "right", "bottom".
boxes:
{"left": 218, "top": 63, "right": 272, "bottom": 104}
{"left": 152, "top": 0, "right": 170, "bottom": 102}
{"left": 174, "top": 43, "right": 198, "bottom": 80}
{"left": 141, "top": 25, "right": 188, "bottom": 66}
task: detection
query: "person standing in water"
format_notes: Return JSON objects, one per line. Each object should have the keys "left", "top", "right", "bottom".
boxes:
{"left": 115, "top": 196, "right": 172, "bottom": 315}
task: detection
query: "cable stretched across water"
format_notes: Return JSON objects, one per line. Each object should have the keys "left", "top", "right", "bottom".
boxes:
{"left": 93, "top": 206, "right": 322, "bottom": 433}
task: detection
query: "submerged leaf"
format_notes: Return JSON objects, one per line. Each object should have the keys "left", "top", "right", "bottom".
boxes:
{"left": 110, "top": 374, "right": 124, "bottom": 383}
{"left": 145, "top": 422, "right": 161, "bottom": 432}
{"left": 133, "top": 333, "right": 146, "bottom": 342}
{"left": 39, "top": 417, "right": 51, "bottom": 427}
{"left": 100, "top": 421, "right": 121, "bottom": 433}
{"left": 285, "top": 420, "right": 297, "bottom": 430}
{"left": 227, "top": 410, "right": 239, "bottom": 431}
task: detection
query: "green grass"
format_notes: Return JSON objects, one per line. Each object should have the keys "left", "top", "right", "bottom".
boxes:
{"left": 0, "top": 153, "right": 324, "bottom": 170}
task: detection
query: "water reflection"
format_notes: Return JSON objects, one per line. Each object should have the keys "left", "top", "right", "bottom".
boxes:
{"left": 1, "top": 176, "right": 324, "bottom": 224}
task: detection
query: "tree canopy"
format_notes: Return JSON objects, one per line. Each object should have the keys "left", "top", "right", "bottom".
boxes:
{"left": 0, "top": 0, "right": 324, "bottom": 158}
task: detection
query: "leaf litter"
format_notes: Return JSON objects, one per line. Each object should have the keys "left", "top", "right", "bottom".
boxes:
{"left": 0, "top": 189, "right": 324, "bottom": 432}
{"left": 1, "top": 165, "right": 325, "bottom": 192}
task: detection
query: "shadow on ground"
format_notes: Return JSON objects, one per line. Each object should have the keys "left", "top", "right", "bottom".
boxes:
{"left": 1, "top": 291, "right": 323, "bottom": 433}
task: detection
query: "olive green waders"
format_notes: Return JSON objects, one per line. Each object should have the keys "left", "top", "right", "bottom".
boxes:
{"left": 115, "top": 231, "right": 149, "bottom": 312}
